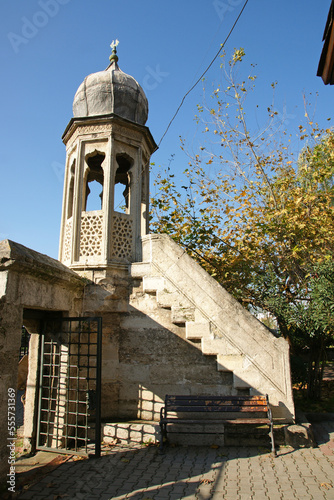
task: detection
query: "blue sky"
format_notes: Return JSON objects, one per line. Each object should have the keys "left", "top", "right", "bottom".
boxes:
{"left": 0, "top": 0, "right": 332, "bottom": 259}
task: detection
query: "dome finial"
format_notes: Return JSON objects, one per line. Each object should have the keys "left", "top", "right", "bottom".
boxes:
{"left": 110, "top": 39, "right": 119, "bottom": 63}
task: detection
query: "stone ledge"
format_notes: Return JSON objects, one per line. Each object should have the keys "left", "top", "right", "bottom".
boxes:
{"left": 130, "top": 262, "right": 152, "bottom": 278}
{"left": 102, "top": 420, "right": 306, "bottom": 448}
{"left": 0, "top": 239, "right": 84, "bottom": 288}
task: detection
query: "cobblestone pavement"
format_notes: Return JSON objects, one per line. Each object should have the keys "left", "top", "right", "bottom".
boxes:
{"left": 16, "top": 422, "right": 334, "bottom": 500}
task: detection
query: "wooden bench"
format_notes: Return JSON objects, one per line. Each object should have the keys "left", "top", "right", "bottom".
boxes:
{"left": 159, "top": 394, "right": 276, "bottom": 455}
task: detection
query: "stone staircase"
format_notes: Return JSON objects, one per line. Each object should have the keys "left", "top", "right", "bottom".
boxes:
{"left": 101, "top": 234, "right": 294, "bottom": 447}
{"left": 141, "top": 275, "right": 251, "bottom": 393}
{"left": 132, "top": 234, "right": 294, "bottom": 422}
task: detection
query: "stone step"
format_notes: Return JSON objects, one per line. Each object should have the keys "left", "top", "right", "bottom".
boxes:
{"left": 201, "top": 336, "right": 241, "bottom": 357}
{"left": 201, "top": 337, "right": 224, "bottom": 355}
{"left": 142, "top": 276, "right": 165, "bottom": 294}
{"left": 217, "top": 354, "right": 253, "bottom": 390}
{"left": 186, "top": 321, "right": 211, "bottom": 340}
{"left": 156, "top": 289, "right": 183, "bottom": 309}
{"left": 171, "top": 306, "right": 195, "bottom": 325}
{"left": 140, "top": 273, "right": 251, "bottom": 392}
{"left": 223, "top": 424, "right": 272, "bottom": 447}
{"left": 103, "top": 421, "right": 159, "bottom": 445}
{"left": 232, "top": 374, "right": 251, "bottom": 390}
{"left": 130, "top": 262, "right": 152, "bottom": 278}
{"left": 217, "top": 354, "right": 244, "bottom": 372}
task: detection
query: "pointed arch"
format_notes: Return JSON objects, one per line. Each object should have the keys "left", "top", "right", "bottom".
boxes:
{"left": 114, "top": 153, "right": 133, "bottom": 213}
{"left": 83, "top": 151, "right": 105, "bottom": 211}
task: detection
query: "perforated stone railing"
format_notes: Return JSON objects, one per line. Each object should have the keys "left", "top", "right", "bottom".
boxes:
{"left": 111, "top": 212, "right": 133, "bottom": 260}
{"left": 63, "top": 211, "right": 133, "bottom": 263}
{"left": 63, "top": 217, "right": 72, "bottom": 261}
{"left": 79, "top": 211, "right": 103, "bottom": 258}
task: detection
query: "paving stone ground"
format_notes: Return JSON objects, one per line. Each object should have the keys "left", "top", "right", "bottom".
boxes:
{"left": 14, "top": 420, "right": 334, "bottom": 500}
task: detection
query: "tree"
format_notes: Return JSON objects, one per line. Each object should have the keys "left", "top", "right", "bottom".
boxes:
{"left": 151, "top": 49, "right": 334, "bottom": 399}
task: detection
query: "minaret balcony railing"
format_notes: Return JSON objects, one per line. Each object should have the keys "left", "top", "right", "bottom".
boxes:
{"left": 111, "top": 212, "right": 134, "bottom": 261}
{"left": 63, "top": 210, "right": 134, "bottom": 264}
{"left": 79, "top": 210, "right": 104, "bottom": 259}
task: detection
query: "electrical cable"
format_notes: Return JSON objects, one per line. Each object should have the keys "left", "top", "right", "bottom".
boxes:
{"left": 109, "top": 0, "right": 250, "bottom": 210}
{"left": 158, "top": 0, "right": 249, "bottom": 147}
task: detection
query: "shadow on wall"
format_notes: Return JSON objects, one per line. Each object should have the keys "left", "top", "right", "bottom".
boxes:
{"left": 101, "top": 303, "right": 294, "bottom": 424}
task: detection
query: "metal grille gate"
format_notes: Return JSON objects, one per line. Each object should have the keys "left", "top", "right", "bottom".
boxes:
{"left": 36, "top": 317, "right": 102, "bottom": 457}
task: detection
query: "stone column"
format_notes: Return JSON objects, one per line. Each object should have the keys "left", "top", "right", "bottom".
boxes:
{"left": 132, "top": 147, "right": 142, "bottom": 262}
{"left": 104, "top": 134, "right": 115, "bottom": 264}
{"left": 141, "top": 161, "right": 150, "bottom": 237}
{"left": 72, "top": 140, "right": 85, "bottom": 263}
{"left": 23, "top": 333, "right": 40, "bottom": 453}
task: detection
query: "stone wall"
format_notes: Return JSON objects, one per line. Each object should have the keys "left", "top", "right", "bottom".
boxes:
{"left": 0, "top": 240, "right": 84, "bottom": 486}
{"left": 80, "top": 268, "right": 235, "bottom": 424}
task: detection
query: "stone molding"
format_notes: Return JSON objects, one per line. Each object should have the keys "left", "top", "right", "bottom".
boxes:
{"left": 62, "top": 114, "right": 157, "bottom": 154}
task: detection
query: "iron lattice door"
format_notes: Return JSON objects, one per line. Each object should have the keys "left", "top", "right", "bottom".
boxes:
{"left": 36, "top": 317, "right": 102, "bottom": 457}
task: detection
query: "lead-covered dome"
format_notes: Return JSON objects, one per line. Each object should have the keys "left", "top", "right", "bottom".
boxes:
{"left": 72, "top": 47, "right": 148, "bottom": 125}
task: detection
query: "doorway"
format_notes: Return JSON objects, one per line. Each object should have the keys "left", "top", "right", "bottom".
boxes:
{"left": 36, "top": 316, "right": 102, "bottom": 457}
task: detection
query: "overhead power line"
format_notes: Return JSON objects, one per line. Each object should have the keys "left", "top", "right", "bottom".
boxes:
{"left": 158, "top": 0, "right": 249, "bottom": 147}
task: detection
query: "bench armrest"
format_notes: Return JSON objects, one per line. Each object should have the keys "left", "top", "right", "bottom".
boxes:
{"left": 160, "top": 405, "right": 166, "bottom": 421}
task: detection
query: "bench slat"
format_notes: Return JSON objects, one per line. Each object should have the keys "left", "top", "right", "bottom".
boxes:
{"left": 165, "top": 405, "right": 267, "bottom": 412}
{"left": 167, "top": 396, "right": 267, "bottom": 403}
{"left": 166, "top": 400, "right": 267, "bottom": 406}
{"left": 161, "top": 418, "right": 270, "bottom": 425}
{"left": 167, "top": 395, "right": 266, "bottom": 400}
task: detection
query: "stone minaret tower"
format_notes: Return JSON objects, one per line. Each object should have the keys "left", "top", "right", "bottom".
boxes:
{"left": 59, "top": 44, "right": 157, "bottom": 276}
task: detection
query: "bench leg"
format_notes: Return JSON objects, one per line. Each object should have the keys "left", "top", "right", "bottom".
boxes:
{"left": 159, "top": 422, "right": 165, "bottom": 451}
{"left": 269, "top": 422, "right": 276, "bottom": 457}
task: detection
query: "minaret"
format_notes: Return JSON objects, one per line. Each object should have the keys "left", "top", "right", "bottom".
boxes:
{"left": 59, "top": 43, "right": 157, "bottom": 275}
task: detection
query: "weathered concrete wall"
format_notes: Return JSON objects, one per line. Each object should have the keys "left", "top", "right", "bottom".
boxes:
{"left": 80, "top": 268, "right": 235, "bottom": 423}
{"left": 81, "top": 270, "right": 130, "bottom": 421}
{"left": 0, "top": 240, "right": 84, "bottom": 486}
{"left": 117, "top": 292, "right": 235, "bottom": 421}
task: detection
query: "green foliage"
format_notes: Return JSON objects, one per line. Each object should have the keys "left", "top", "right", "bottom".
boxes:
{"left": 151, "top": 49, "right": 334, "bottom": 399}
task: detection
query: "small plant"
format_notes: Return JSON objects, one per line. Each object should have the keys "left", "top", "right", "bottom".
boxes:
{"left": 142, "top": 438, "right": 157, "bottom": 447}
